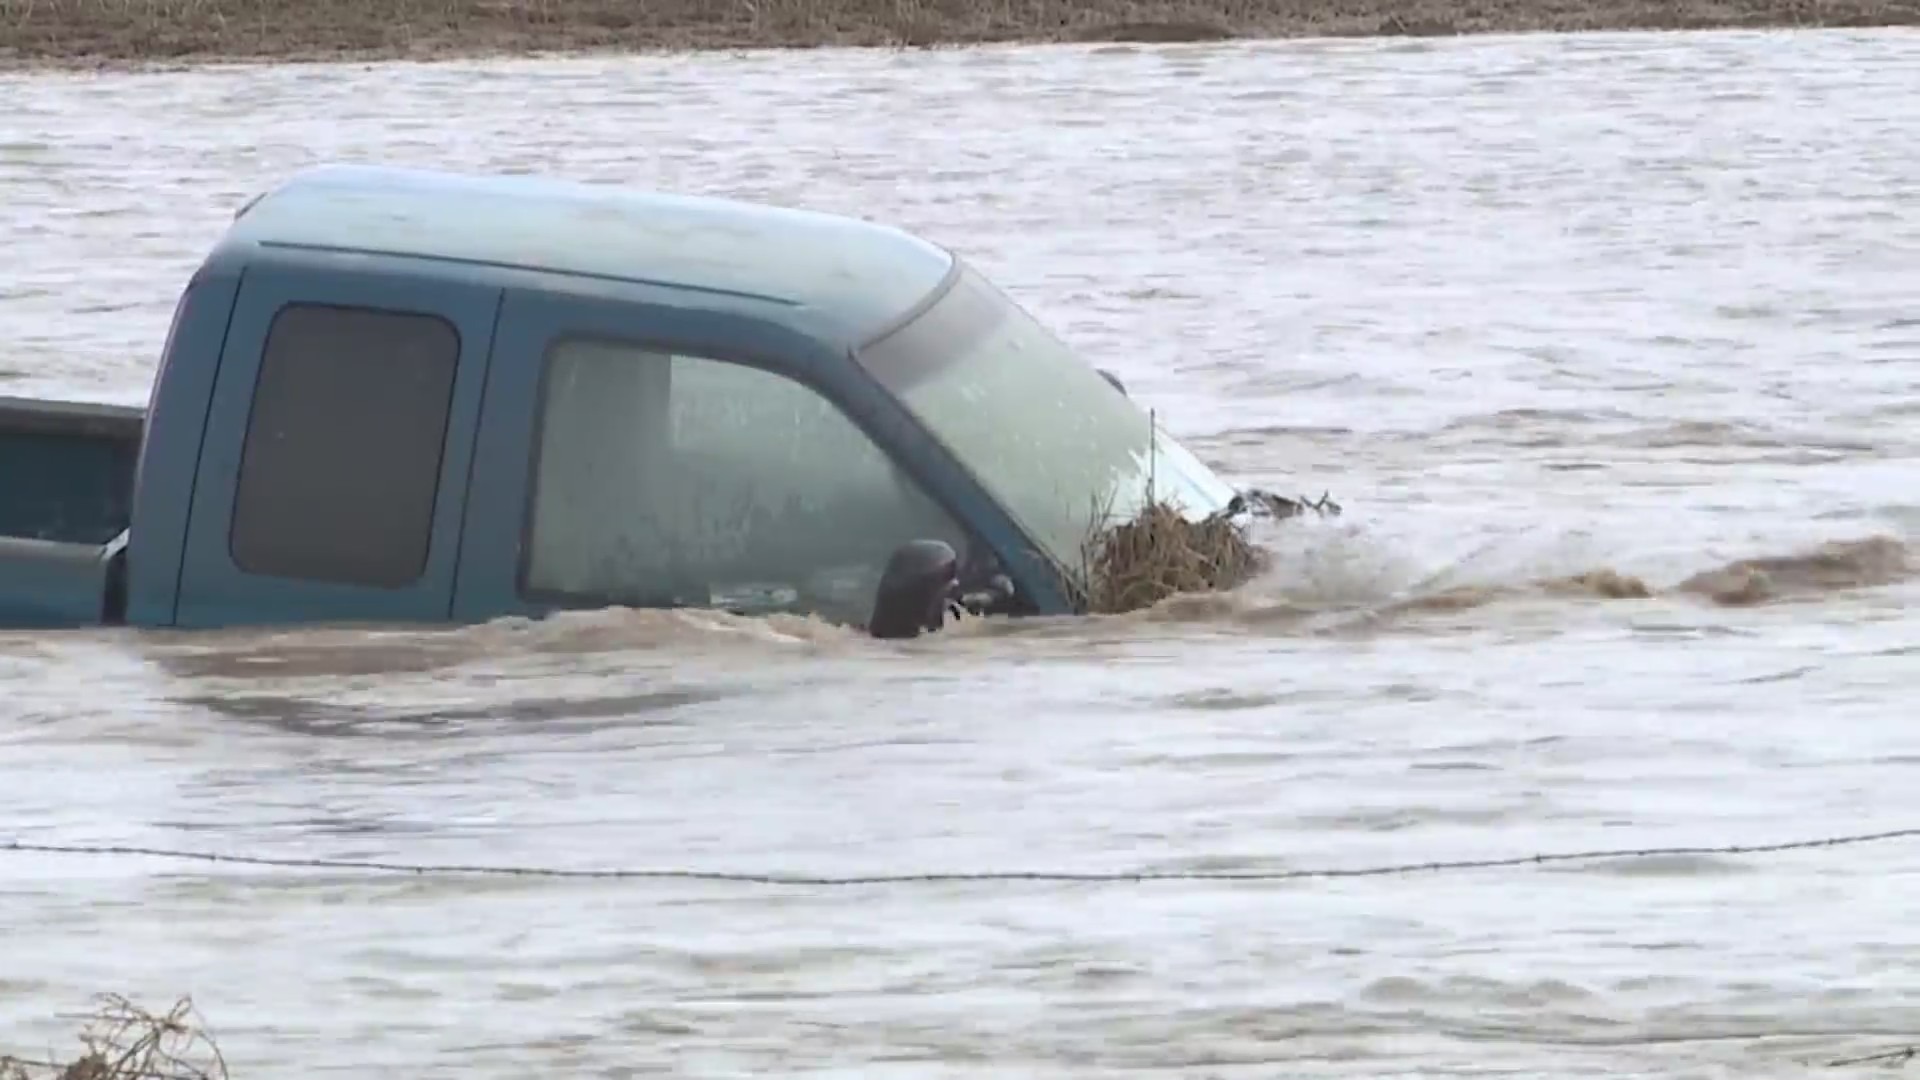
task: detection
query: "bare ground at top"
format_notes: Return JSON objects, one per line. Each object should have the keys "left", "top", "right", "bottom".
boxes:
{"left": 0, "top": 0, "right": 1916, "bottom": 69}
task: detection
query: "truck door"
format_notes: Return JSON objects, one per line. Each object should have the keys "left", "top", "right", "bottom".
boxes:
{"left": 172, "top": 258, "right": 500, "bottom": 628}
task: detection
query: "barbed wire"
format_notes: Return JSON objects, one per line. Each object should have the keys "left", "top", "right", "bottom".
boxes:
{"left": 5, "top": 826, "right": 1918, "bottom": 886}
{"left": 2, "top": 833, "right": 1916, "bottom": 1073}
{"left": 2, "top": 1029, "right": 1913, "bottom": 1075}
{"left": 1829, "top": 1046, "right": 1918, "bottom": 1068}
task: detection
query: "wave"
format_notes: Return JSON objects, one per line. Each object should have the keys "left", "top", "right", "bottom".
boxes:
{"left": 57, "top": 526, "right": 1912, "bottom": 679}
{"left": 1116, "top": 529, "right": 1913, "bottom": 631}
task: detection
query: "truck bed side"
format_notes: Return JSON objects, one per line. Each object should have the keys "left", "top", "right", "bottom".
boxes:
{"left": 0, "top": 394, "right": 143, "bottom": 544}
{"left": 0, "top": 395, "right": 144, "bottom": 627}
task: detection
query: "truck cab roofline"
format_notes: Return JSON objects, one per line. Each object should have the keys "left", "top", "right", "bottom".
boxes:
{"left": 217, "top": 163, "right": 956, "bottom": 347}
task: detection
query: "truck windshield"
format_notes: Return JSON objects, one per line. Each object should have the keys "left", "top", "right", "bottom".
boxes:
{"left": 855, "top": 260, "right": 1238, "bottom": 576}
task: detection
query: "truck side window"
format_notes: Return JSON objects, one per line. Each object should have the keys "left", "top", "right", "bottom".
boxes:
{"left": 229, "top": 302, "right": 460, "bottom": 588}
{"left": 521, "top": 338, "right": 968, "bottom": 625}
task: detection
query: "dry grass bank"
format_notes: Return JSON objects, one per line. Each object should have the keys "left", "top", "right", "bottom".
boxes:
{"left": 1, "top": 0, "right": 1916, "bottom": 69}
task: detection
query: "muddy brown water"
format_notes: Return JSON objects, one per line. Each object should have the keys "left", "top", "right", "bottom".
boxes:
{"left": 1, "top": 27, "right": 1918, "bottom": 1077}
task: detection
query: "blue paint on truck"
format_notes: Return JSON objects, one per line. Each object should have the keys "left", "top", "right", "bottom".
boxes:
{"left": 0, "top": 164, "right": 1242, "bottom": 637}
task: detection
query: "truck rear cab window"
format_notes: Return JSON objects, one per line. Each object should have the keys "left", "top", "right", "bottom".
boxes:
{"left": 228, "top": 303, "right": 460, "bottom": 588}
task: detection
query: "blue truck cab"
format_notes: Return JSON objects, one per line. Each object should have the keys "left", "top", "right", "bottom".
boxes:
{"left": 0, "top": 164, "right": 1245, "bottom": 637}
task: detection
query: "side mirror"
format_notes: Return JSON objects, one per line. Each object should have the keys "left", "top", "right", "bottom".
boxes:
{"left": 1099, "top": 368, "right": 1128, "bottom": 396}
{"left": 868, "top": 539, "right": 960, "bottom": 639}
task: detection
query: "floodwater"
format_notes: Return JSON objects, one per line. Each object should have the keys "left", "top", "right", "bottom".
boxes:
{"left": 2, "top": 26, "right": 1919, "bottom": 1078}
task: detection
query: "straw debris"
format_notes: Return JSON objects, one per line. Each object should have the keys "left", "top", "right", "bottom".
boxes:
{"left": 1074, "top": 495, "right": 1262, "bottom": 614}
{"left": 1072, "top": 487, "right": 1339, "bottom": 613}
{"left": 0, "top": 995, "right": 228, "bottom": 1080}
{"left": 1067, "top": 410, "right": 1339, "bottom": 614}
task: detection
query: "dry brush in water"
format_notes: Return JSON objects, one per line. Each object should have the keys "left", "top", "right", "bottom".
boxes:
{"left": 1067, "top": 409, "right": 1339, "bottom": 614}
{"left": 0, "top": 995, "right": 227, "bottom": 1080}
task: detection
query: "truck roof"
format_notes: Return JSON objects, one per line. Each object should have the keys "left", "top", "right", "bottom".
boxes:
{"left": 213, "top": 163, "right": 957, "bottom": 345}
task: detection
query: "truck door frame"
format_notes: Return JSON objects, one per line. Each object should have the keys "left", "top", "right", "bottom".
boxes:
{"left": 450, "top": 283, "right": 1041, "bottom": 623}
{"left": 172, "top": 250, "right": 502, "bottom": 628}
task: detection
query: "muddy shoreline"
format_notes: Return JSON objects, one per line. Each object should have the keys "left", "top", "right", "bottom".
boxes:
{"left": 3, "top": 0, "right": 1917, "bottom": 71}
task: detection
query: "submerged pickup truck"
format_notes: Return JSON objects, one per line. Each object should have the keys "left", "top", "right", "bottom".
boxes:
{"left": 0, "top": 163, "right": 1268, "bottom": 638}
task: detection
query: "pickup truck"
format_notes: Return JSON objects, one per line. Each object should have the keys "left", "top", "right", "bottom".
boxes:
{"left": 0, "top": 163, "right": 1279, "bottom": 639}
